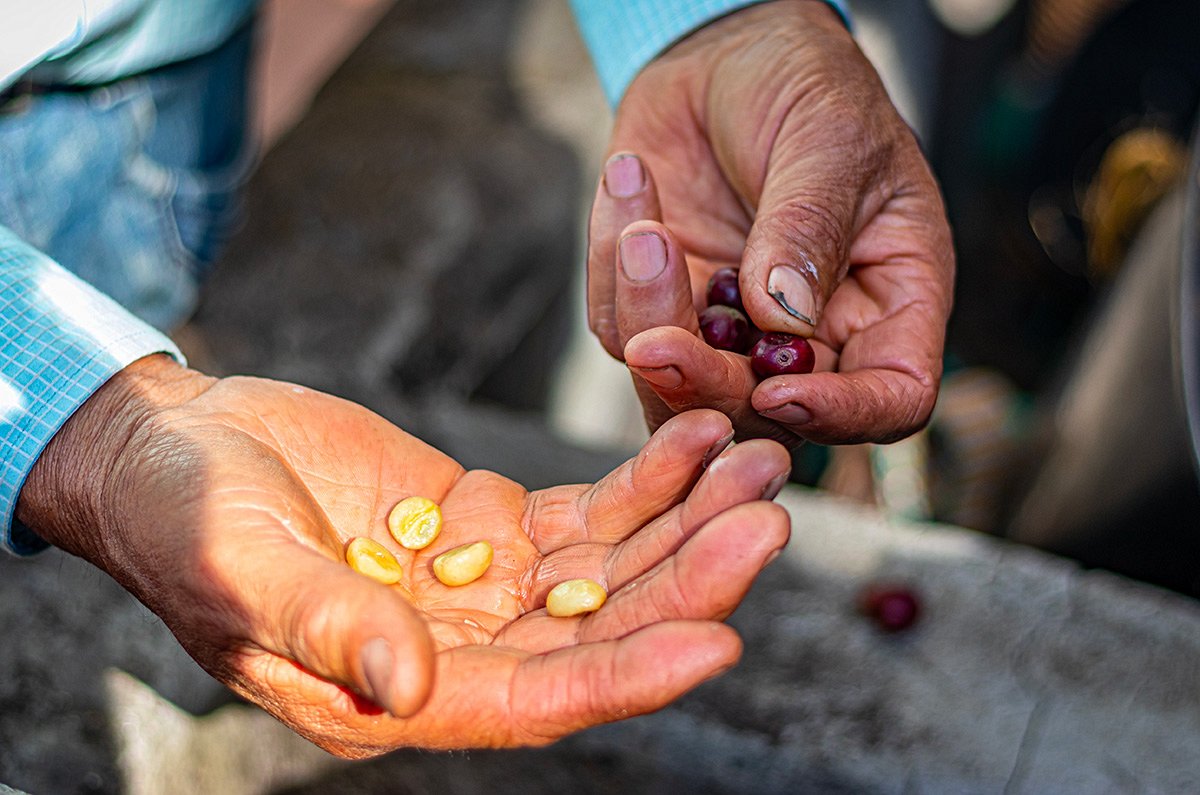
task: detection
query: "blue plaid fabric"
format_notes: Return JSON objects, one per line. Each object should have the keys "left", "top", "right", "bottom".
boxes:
{"left": 3, "top": 0, "right": 244, "bottom": 555}
{"left": 570, "top": 0, "right": 851, "bottom": 106}
{"left": 0, "top": 229, "right": 181, "bottom": 554}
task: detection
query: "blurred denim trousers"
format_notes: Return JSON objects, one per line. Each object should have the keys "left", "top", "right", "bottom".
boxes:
{"left": 0, "top": 22, "right": 254, "bottom": 332}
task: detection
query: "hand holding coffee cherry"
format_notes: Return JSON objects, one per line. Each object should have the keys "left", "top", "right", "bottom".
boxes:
{"left": 699, "top": 268, "right": 815, "bottom": 378}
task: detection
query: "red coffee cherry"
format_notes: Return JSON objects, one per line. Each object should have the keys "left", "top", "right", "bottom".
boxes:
{"left": 699, "top": 305, "right": 751, "bottom": 352}
{"left": 749, "top": 333, "right": 815, "bottom": 377}
{"left": 705, "top": 267, "right": 744, "bottom": 314}
{"left": 857, "top": 583, "right": 921, "bottom": 632}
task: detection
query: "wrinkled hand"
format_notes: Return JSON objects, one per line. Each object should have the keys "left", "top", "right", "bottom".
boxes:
{"left": 18, "top": 356, "right": 791, "bottom": 757}
{"left": 587, "top": 0, "right": 955, "bottom": 447}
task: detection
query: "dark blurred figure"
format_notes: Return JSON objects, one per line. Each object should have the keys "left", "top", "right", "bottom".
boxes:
{"left": 925, "top": 0, "right": 1200, "bottom": 594}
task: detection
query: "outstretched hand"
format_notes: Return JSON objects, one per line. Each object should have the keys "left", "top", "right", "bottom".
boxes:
{"left": 18, "top": 355, "right": 792, "bottom": 757}
{"left": 587, "top": 0, "right": 955, "bottom": 447}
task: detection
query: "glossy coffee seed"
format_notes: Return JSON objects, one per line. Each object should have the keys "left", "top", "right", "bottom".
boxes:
{"left": 388, "top": 496, "right": 443, "bottom": 550}
{"left": 433, "top": 541, "right": 494, "bottom": 586}
{"left": 346, "top": 537, "right": 403, "bottom": 585}
{"left": 699, "top": 305, "right": 751, "bottom": 352}
{"left": 546, "top": 578, "right": 608, "bottom": 617}
{"left": 750, "top": 332, "right": 815, "bottom": 377}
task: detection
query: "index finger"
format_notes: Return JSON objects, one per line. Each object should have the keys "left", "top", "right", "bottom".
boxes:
{"left": 624, "top": 325, "right": 807, "bottom": 449}
{"left": 524, "top": 409, "right": 734, "bottom": 553}
{"left": 753, "top": 307, "right": 945, "bottom": 444}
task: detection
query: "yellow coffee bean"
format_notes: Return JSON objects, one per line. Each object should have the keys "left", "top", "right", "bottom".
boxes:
{"left": 388, "top": 496, "right": 443, "bottom": 550}
{"left": 432, "top": 541, "right": 493, "bottom": 586}
{"left": 345, "top": 537, "right": 403, "bottom": 585}
{"left": 546, "top": 578, "right": 607, "bottom": 617}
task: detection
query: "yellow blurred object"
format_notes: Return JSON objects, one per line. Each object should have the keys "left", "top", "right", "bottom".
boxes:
{"left": 1084, "top": 127, "right": 1187, "bottom": 279}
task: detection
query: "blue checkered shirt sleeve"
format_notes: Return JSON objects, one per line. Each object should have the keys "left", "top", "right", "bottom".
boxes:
{"left": 1, "top": 226, "right": 182, "bottom": 555}
{"left": 569, "top": 0, "right": 851, "bottom": 107}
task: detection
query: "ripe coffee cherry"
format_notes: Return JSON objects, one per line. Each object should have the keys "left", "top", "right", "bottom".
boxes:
{"left": 706, "top": 267, "right": 744, "bottom": 314}
{"left": 749, "top": 333, "right": 815, "bottom": 377}
{"left": 699, "top": 305, "right": 751, "bottom": 352}
{"left": 857, "top": 583, "right": 921, "bottom": 632}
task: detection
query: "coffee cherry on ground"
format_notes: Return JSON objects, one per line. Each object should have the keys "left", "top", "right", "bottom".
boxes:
{"left": 699, "top": 304, "right": 751, "bottom": 352}
{"left": 856, "top": 583, "right": 921, "bottom": 632}
{"left": 706, "top": 267, "right": 744, "bottom": 314}
{"left": 749, "top": 332, "right": 815, "bottom": 377}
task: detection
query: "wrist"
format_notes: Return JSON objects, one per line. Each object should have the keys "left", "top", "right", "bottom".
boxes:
{"left": 622, "top": 0, "right": 853, "bottom": 123}
{"left": 682, "top": 0, "right": 849, "bottom": 62}
{"left": 15, "top": 354, "right": 214, "bottom": 565}
{"left": 574, "top": 0, "right": 847, "bottom": 108}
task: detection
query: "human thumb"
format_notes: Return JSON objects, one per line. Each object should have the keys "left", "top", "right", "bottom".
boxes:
{"left": 254, "top": 548, "right": 435, "bottom": 717}
{"left": 737, "top": 157, "right": 863, "bottom": 338}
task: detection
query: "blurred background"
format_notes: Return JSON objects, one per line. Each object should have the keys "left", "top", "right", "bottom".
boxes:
{"left": 3, "top": 0, "right": 1200, "bottom": 791}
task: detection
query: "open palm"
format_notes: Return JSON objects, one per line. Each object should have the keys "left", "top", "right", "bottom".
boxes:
{"left": 90, "top": 368, "right": 791, "bottom": 756}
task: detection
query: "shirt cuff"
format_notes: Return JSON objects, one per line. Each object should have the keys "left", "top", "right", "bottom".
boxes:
{"left": 569, "top": 0, "right": 852, "bottom": 107}
{"left": 0, "top": 0, "right": 86, "bottom": 90}
{"left": 1, "top": 227, "right": 183, "bottom": 555}
{"left": 0, "top": 0, "right": 146, "bottom": 90}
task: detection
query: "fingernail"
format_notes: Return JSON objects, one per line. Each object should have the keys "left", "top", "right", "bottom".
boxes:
{"left": 767, "top": 264, "right": 817, "bottom": 325}
{"left": 702, "top": 431, "right": 736, "bottom": 469}
{"left": 361, "top": 637, "right": 399, "bottom": 716}
{"left": 604, "top": 153, "right": 645, "bottom": 198}
{"left": 760, "top": 471, "right": 790, "bottom": 500}
{"left": 620, "top": 232, "right": 667, "bottom": 282}
{"left": 763, "top": 548, "right": 784, "bottom": 567}
{"left": 631, "top": 364, "right": 682, "bottom": 389}
{"left": 760, "top": 403, "right": 813, "bottom": 425}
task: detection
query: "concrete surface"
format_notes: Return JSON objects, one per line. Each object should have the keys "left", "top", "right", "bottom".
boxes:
{"left": 3, "top": 2, "right": 1199, "bottom": 793}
